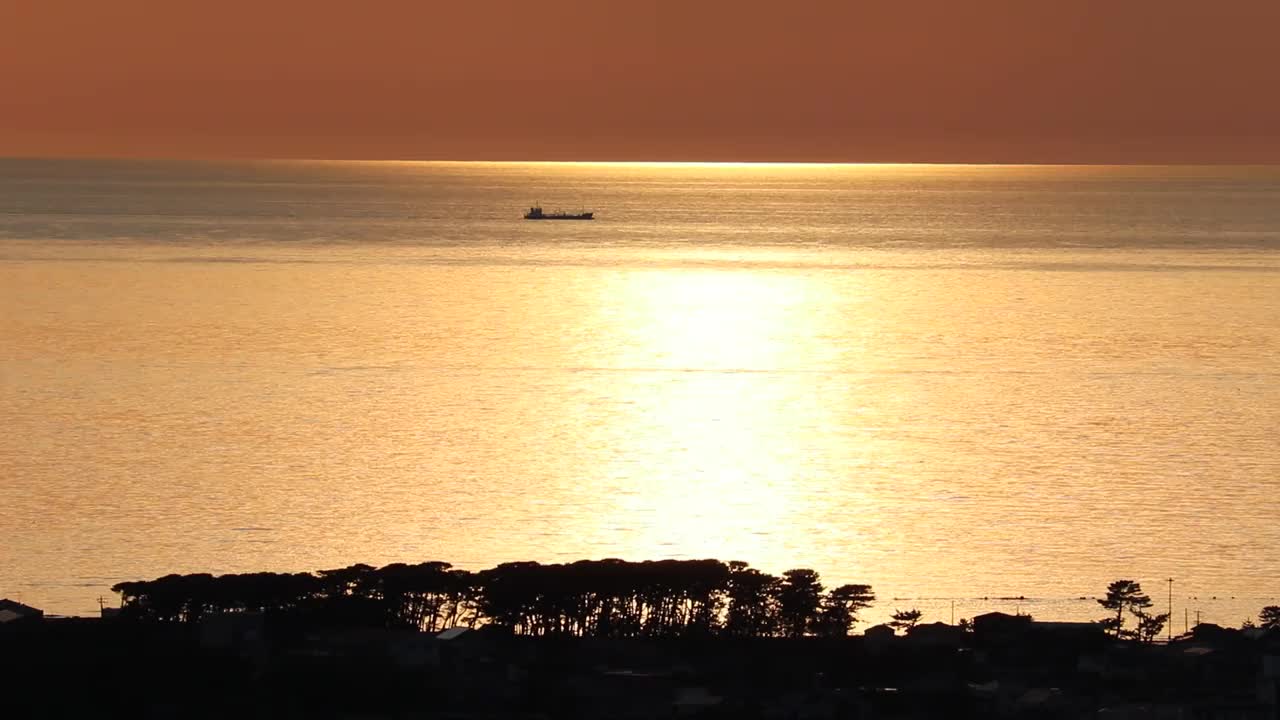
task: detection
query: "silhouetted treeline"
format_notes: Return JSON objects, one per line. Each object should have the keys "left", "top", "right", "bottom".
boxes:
{"left": 111, "top": 559, "right": 875, "bottom": 639}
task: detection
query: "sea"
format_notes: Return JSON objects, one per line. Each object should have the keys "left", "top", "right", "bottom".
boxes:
{"left": 1, "top": 158, "right": 1277, "bottom": 628}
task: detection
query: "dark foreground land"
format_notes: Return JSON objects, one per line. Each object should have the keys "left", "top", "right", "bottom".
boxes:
{"left": 3, "top": 613, "right": 1279, "bottom": 720}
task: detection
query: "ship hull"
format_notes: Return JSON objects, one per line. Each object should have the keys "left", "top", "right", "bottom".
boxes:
{"left": 523, "top": 205, "right": 594, "bottom": 220}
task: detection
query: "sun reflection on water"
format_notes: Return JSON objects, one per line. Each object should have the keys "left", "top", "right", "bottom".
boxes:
{"left": 579, "top": 268, "right": 845, "bottom": 565}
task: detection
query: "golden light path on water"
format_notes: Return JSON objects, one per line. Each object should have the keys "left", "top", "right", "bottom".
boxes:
{"left": 584, "top": 270, "right": 824, "bottom": 565}
{"left": 561, "top": 261, "right": 939, "bottom": 588}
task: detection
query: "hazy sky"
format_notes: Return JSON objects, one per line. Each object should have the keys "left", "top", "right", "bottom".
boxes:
{"left": 3, "top": 0, "right": 1278, "bottom": 162}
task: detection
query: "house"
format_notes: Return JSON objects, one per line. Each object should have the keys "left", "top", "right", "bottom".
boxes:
{"left": 1188, "top": 623, "right": 1251, "bottom": 650}
{"left": 436, "top": 626, "right": 471, "bottom": 641}
{"left": 1028, "top": 620, "right": 1108, "bottom": 652}
{"left": 864, "top": 624, "right": 896, "bottom": 640}
{"left": 0, "top": 599, "right": 43, "bottom": 625}
{"left": 906, "top": 621, "right": 968, "bottom": 649}
{"left": 433, "top": 625, "right": 522, "bottom": 673}
{"left": 863, "top": 623, "right": 897, "bottom": 653}
{"left": 972, "top": 611, "right": 1032, "bottom": 640}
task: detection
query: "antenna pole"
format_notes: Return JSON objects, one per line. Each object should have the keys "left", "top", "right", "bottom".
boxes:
{"left": 1166, "top": 578, "right": 1174, "bottom": 641}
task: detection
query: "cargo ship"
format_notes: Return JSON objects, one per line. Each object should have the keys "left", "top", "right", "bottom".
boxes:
{"left": 524, "top": 205, "right": 594, "bottom": 220}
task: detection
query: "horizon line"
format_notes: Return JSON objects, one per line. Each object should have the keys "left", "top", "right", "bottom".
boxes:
{"left": 4, "top": 153, "right": 1280, "bottom": 169}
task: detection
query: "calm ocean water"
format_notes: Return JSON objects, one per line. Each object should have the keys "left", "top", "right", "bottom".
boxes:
{"left": 1, "top": 159, "right": 1278, "bottom": 626}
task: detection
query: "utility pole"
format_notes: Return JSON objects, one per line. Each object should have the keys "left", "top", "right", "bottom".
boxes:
{"left": 1167, "top": 578, "right": 1174, "bottom": 641}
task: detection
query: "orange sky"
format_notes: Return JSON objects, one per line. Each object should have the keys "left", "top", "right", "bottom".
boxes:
{"left": 3, "top": 0, "right": 1278, "bottom": 163}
